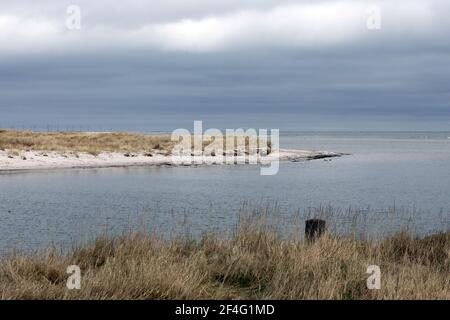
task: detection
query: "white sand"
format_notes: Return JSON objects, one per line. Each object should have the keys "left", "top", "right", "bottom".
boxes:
{"left": 0, "top": 149, "right": 343, "bottom": 172}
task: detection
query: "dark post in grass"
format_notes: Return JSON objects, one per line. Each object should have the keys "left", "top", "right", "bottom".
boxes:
{"left": 305, "top": 219, "right": 326, "bottom": 242}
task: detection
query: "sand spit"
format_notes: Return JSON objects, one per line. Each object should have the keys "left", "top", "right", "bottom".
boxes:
{"left": 0, "top": 149, "right": 344, "bottom": 172}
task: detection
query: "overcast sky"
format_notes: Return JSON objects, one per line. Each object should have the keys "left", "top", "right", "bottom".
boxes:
{"left": 1, "top": 0, "right": 449, "bottom": 131}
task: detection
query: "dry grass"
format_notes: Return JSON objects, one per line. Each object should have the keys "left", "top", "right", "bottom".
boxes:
{"left": 0, "top": 223, "right": 448, "bottom": 300}
{"left": 0, "top": 129, "right": 174, "bottom": 155}
{"left": 0, "top": 130, "right": 269, "bottom": 156}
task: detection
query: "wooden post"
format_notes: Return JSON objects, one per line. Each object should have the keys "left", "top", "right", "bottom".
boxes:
{"left": 305, "top": 219, "right": 326, "bottom": 242}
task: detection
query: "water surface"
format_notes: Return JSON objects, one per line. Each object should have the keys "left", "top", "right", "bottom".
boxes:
{"left": 1, "top": 132, "right": 449, "bottom": 253}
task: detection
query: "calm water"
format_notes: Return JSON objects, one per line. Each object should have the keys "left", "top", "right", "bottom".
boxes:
{"left": 1, "top": 132, "right": 449, "bottom": 253}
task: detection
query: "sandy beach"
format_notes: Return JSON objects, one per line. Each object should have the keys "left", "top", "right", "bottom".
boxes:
{"left": 0, "top": 149, "right": 343, "bottom": 172}
{"left": 0, "top": 130, "right": 344, "bottom": 172}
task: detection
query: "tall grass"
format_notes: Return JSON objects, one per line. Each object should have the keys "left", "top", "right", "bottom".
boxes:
{"left": 0, "top": 130, "right": 269, "bottom": 156}
{"left": 0, "top": 130, "right": 174, "bottom": 154}
{"left": 0, "top": 215, "right": 448, "bottom": 300}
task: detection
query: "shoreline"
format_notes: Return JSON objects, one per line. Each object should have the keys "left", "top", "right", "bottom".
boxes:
{"left": 0, "top": 149, "right": 345, "bottom": 172}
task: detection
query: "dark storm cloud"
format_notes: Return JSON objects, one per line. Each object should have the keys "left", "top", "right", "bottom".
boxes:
{"left": 0, "top": 0, "right": 449, "bottom": 130}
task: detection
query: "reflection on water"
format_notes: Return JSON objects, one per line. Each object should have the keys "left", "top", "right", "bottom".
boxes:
{"left": 0, "top": 132, "right": 449, "bottom": 253}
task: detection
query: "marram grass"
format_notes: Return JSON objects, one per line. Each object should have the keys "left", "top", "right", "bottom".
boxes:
{"left": 0, "top": 222, "right": 448, "bottom": 300}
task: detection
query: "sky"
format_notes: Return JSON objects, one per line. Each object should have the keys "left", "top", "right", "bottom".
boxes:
{"left": 0, "top": 0, "right": 449, "bottom": 131}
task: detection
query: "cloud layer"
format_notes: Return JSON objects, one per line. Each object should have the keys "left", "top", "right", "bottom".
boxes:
{"left": 0, "top": 0, "right": 449, "bottom": 130}
{"left": 0, "top": 0, "right": 446, "bottom": 54}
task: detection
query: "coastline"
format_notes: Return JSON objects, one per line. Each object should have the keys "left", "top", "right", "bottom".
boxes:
{"left": 0, "top": 149, "right": 344, "bottom": 172}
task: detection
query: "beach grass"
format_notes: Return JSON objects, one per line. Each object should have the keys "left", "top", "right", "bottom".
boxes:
{"left": 0, "top": 130, "right": 269, "bottom": 156}
{"left": 0, "top": 221, "right": 448, "bottom": 300}
{"left": 0, "top": 130, "right": 175, "bottom": 155}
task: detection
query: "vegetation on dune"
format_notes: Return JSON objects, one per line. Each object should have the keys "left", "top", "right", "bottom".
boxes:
{"left": 0, "top": 130, "right": 175, "bottom": 155}
{"left": 0, "top": 222, "right": 448, "bottom": 300}
{"left": 0, "top": 130, "right": 271, "bottom": 156}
